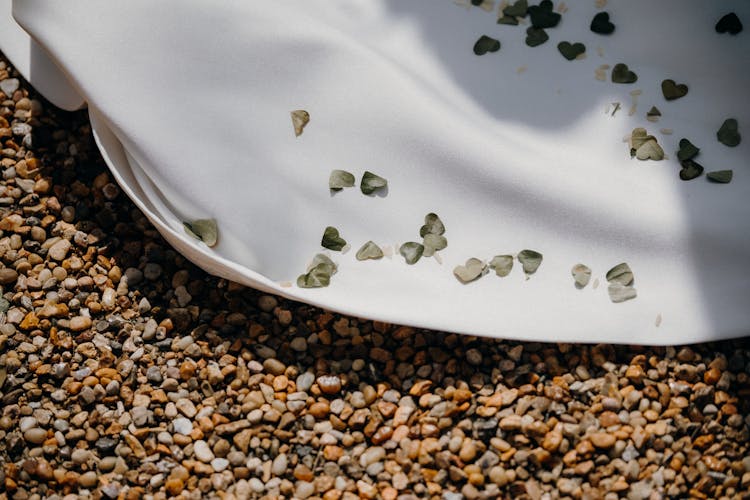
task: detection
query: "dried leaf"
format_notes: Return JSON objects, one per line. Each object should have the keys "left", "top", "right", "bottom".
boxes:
{"left": 661, "top": 79, "right": 688, "bottom": 100}
{"left": 321, "top": 226, "right": 347, "bottom": 251}
{"left": 420, "top": 213, "right": 446, "bottom": 237}
{"left": 291, "top": 110, "right": 310, "bottom": 137}
{"left": 717, "top": 118, "right": 740, "bottom": 147}
{"left": 489, "top": 255, "right": 514, "bottom": 277}
{"left": 606, "top": 262, "right": 633, "bottom": 286}
{"left": 356, "top": 241, "right": 384, "bottom": 260}
{"left": 679, "top": 159, "right": 704, "bottom": 181}
{"left": 399, "top": 242, "right": 424, "bottom": 265}
{"left": 517, "top": 249, "right": 543, "bottom": 275}
{"left": 474, "top": 35, "right": 501, "bottom": 55}
{"left": 611, "top": 63, "right": 637, "bottom": 84}
{"left": 706, "top": 170, "right": 733, "bottom": 184}
{"left": 525, "top": 27, "right": 549, "bottom": 47}
{"left": 183, "top": 219, "right": 218, "bottom": 247}
{"left": 329, "top": 170, "right": 355, "bottom": 191}
{"left": 677, "top": 138, "right": 700, "bottom": 162}
{"left": 557, "top": 41, "right": 586, "bottom": 60}
{"left": 453, "top": 258, "right": 488, "bottom": 284}
{"left": 571, "top": 263, "right": 592, "bottom": 288}
{"left": 608, "top": 283, "right": 637, "bottom": 303}
{"left": 360, "top": 171, "right": 388, "bottom": 195}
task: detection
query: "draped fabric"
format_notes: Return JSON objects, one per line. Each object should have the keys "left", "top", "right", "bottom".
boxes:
{"left": 2, "top": 0, "right": 748, "bottom": 343}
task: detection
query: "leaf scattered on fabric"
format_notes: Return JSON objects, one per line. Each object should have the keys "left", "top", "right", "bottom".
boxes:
{"left": 321, "top": 226, "right": 347, "bottom": 251}
{"left": 715, "top": 12, "right": 743, "bottom": 35}
{"left": 717, "top": 118, "right": 741, "bottom": 147}
{"left": 291, "top": 110, "right": 310, "bottom": 137}
{"left": 298, "top": 254, "right": 337, "bottom": 288}
{"left": 606, "top": 262, "right": 633, "bottom": 286}
{"left": 360, "top": 171, "right": 388, "bottom": 195}
{"left": 635, "top": 139, "right": 664, "bottom": 160}
{"left": 453, "top": 258, "right": 488, "bottom": 284}
{"left": 420, "top": 213, "right": 446, "bottom": 237}
{"left": 590, "top": 11, "right": 615, "bottom": 34}
{"left": 517, "top": 249, "right": 543, "bottom": 275}
{"left": 474, "top": 35, "right": 501, "bottom": 55}
{"left": 528, "top": 0, "right": 561, "bottom": 29}
{"left": 571, "top": 263, "right": 592, "bottom": 288}
{"left": 525, "top": 27, "right": 549, "bottom": 47}
{"left": 399, "top": 242, "right": 424, "bottom": 265}
{"left": 677, "top": 138, "right": 700, "bottom": 162}
{"left": 329, "top": 170, "right": 355, "bottom": 191}
{"left": 706, "top": 170, "right": 733, "bottom": 184}
{"left": 608, "top": 283, "right": 637, "bottom": 303}
{"left": 679, "top": 159, "right": 704, "bottom": 181}
{"left": 498, "top": 15, "right": 519, "bottom": 25}
{"left": 183, "top": 219, "right": 218, "bottom": 247}
{"left": 611, "top": 63, "right": 637, "bottom": 84}
{"left": 422, "top": 233, "right": 448, "bottom": 257}
{"left": 489, "top": 255, "right": 514, "bottom": 277}
{"left": 661, "top": 79, "right": 688, "bottom": 100}
{"left": 503, "top": 0, "right": 528, "bottom": 17}
{"left": 646, "top": 106, "right": 661, "bottom": 122}
{"left": 356, "top": 240, "right": 384, "bottom": 260}
{"left": 557, "top": 41, "right": 586, "bottom": 60}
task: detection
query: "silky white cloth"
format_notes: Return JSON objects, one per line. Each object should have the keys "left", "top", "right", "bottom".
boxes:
{"left": 2, "top": 0, "right": 748, "bottom": 344}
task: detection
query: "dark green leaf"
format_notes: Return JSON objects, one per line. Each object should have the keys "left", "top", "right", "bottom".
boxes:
{"left": 360, "top": 171, "right": 388, "bottom": 195}
{"left": 399, "top": 242, "right": 424, "bottom": 265}
{"left": 321, "top": 226, "right": 347, "bottom": 251}
{"left": 706, "top": 170, "right": 733, "bottom": 183}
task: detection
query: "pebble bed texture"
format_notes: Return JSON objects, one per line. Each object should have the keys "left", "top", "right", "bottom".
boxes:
{"left": 1, "top": 53, "right": 750, "bottom": 500}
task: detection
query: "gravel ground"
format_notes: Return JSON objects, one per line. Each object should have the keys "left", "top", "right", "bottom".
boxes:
{"left": 1, "top": 53, "right": 750, "bottom": 500}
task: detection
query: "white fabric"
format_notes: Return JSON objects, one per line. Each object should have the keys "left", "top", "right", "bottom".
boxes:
{"left": 2, "top": 0, "right": 749, "bottom": 344}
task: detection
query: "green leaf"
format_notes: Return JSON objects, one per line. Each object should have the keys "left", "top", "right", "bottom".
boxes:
{"left": 608, "top": 283, "right": 637, "bottom": 303}
{"left": 557, "top": 41, "right": 586, "bottom": 61}
{"left": 183, "top": 219, "right": 218, "bottom": 247}
{"left": 473, "top": 35, "right": 501, "bottom": 56}
{"left": 321, "top": 226, "right": 347, "bottom": 251}
{"left": 528, "top": 0, "right": 560, "bottom": 29}
{"left": 419, "top": 213, "right": 446, "bottom": 237}
{"left": 679, "top": 159, "right": 704, "bottom": 181}
{"left": 489, "top": 255, "right": 514, "bottom": 277}
{"left": 571, "top": 263, "right": 592, "bottom": 288}
{"left": 717, "top": 118, "right": 740, "bottom": 147}
{"left": 525, "top": 27, "right": 549, "bottom": 47}
{"left": 291, "top": 110, "right": 310, "bottom": 137}
{"left": 661, "top": 79, "right": 688, "bottom": 100}
{"left": 503, "top": 0, "right": 528, "bottom": 18}
{"left": 606, "top": 262, "right": 633, "bottom": 286}
{"left": 453, "top": 258, "right": 487, "bottom": 284}
{"left": 399, "top": 242, "right": 424, "bottom": 265}
{"left": 329, "top": 170, "right": 355, "bottom": 190}
{"left": 611, "top": 63, "right": 637, "bottom": 84}
{"left": 423, "top": 233, "right": 447, "bottom": 251}
{"left": 308, "top": 253, "right": 337, "bottom": 273}
{"left": 677, "top": 138, "right": 700, "bottom": 162}
{"left": 356, "top": 241, "right": 384, "bottom": 260}
{"left": 706, "top": 170, "right": 733, "bottom": 183}
{"left": 518, "top": 249, "right": 543, "bottom": 275}
{"left": 360, "top": 171, "right": 388, "bottom": 195}
{"left": 298, "top": 254, "right": 337, "bottom": 288}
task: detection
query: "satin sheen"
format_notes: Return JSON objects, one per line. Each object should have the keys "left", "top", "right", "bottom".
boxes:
{"left": 2, "top": 0, "right": 749, "bottom": 344}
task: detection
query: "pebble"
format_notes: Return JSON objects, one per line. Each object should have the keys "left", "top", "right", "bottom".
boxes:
{"left": 193, "top": 440, "right": 215, "bottom": 463}
{"left": 172, "top": 417, "right": 193, "bottom": 435}
{"left": 48, "top": 239, "right": 72, "bottom": 261}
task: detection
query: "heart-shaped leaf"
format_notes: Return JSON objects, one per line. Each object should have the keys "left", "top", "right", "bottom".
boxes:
{"left": 291, "top": 110, "right": 310, "bottom": 137}
{"left": 525, "top": 27, "right": 549, "bottom": 47}
{"left": 298, "top": 254, "right": 337, "bottom": 288}
{"left": 422, "top": 233, "right": 448, "bottom": 256}
{"left": 661, "top": 79, "right": 688, "bottom": 100}
{"left": 717, "top": 118, "right": 741, "bottom": 147}
{"left": 489, "top": 255, "right": 514, "bottom": 277}
{"left": 611, "top": 63, "right": 637, "bottom": 84}
{"left": 321, "top": 226, "right": 347, "bottom": 251}
{"left": 518, "top": 249, "right": 543, "bottom": 275}
{"left": 635, "top": 139, "right": 664, "bottom": 161}
{"left": 503, "top": 0, "right": 528, "bottom": 18}
{"left": 360, "top": 171, "right": 388, "bottom": 195}
{"left": 571, "top": 263, "right": 592, "bottom": 288}
{"left": 706, "top": 170, "right": 733, "bottom": 184}
{"left": 679, "top": 159, "right": 704, "bottom": 181}
{"left": 608, "top": 283, "right": 637, "bottom": 303}
{"left": 329, "top": 170, "right": 355, "bottom": 191}
{"left": 528, "top": 0, "right": 561, "bottom": 29}
{"left": 183, "top": 219, "right": 218, "bottom": 247}
{"left": 419, "top": 213, "right": 446, "bottom": 237}
{"left": 558, "top": 41, "right": 586, "bottom": 60}
{"left": 497, "top": 16, "right": 519, "bottom": 25}
{"left": 474, "top": 35, "right": 501, "bottom": 56}
{"left": 453, "top": 258, "right": 488, "bottom": 284}
{"left": 356, "top": 241, "right": 384, "bottom": 260}
{"left": 677, "top": 138, "right": 700, "bottom": 162}
{"left": 606, "top": 262, "right": 633, "bottom": 286}
{"left": 590, "top": 12, "right": 615, "bottom": 34}
{"left": 715, "top": 12, "right": 743, "bottom": 35}
{"left": 399, "top": 242, "right": 424, "bottom": 265}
